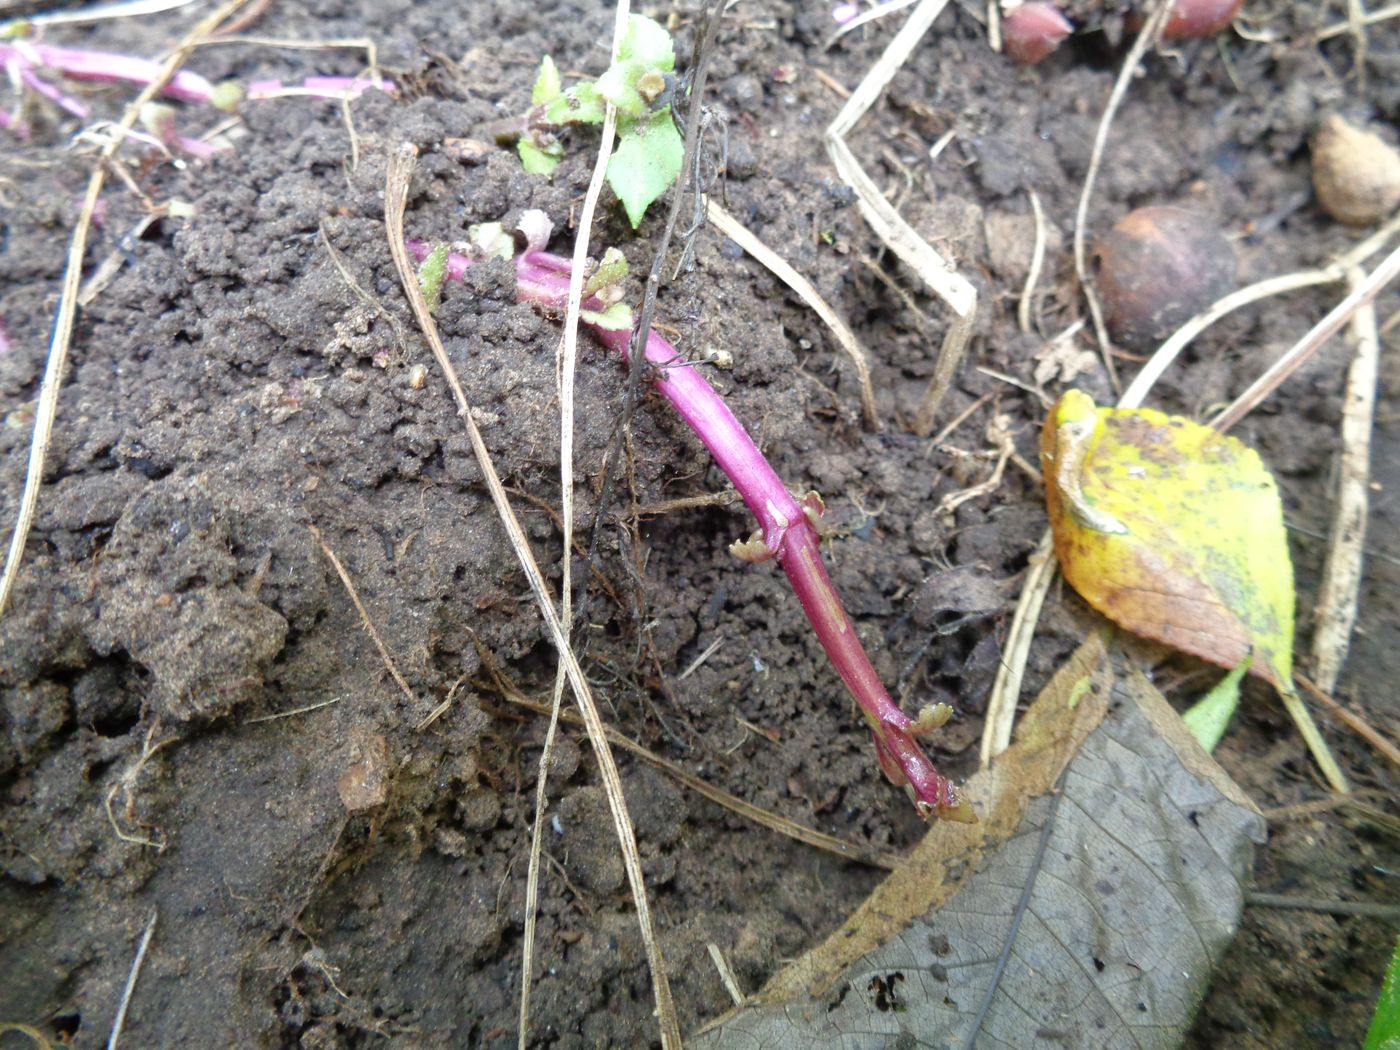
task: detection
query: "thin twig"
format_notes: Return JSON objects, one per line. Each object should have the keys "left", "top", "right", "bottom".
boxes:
{"left": 244, "top": 696, "right": 345, "bottom": 723}
{"left": 317, "top": 221, "right": 410, "bottom": 352}
{"left": 106, "top": 910, "right": 158, "bottom": 1050}
{"left": 1246, "top": 892, "right": 1400, "bottom": 922}
{"left": 494, "top": 685, "right": 900, "bottom": 870}
{"left": 104, "top": 723, "right": 176, "bottom": 850}
{"left": 856, "top": 248, "right": 938, "bottom": 334}
{"left": 634, "top": 489, "right": 742, "bottom": 516}
{"left": 1120, "top": 210, "right": 1400, "bottom": 408}
{"left": 1072, "top": 0, "right": 1173, "bottom": 394}
{"left": 625, "top": 0, "right": 729, "bottom": 435}
{"left": 1286, "top": 518, "right": 1400, "bottom": 569}
{"left": 0, "top": 0, "right": 254, "bottom": 620}
{"left": 1119, "top": 269, "right": 1339, "bottom": 407}
{"left": 522, "top": 3, "right": 628, "bottom": 1044}
{"left": 78, "top": 212, "right": 163, "bottom": 306}
{"left": 930, "top": 392, "right": 992, "bottom": 445}
{"left": 308, "top": 525, "right": 416, "bottom": 707}
{"left": 823, "top": 0, "right": 977, "bottom": 436}
{"left": 678, "top": 634, "right": 726, "bottom": 680}
{"left": 211, "top": 0, "right": 272, "bottom": 35}
{"left": 1295, "top": 672, "right": 1400, "bottom": 769}
{"left": 707, "top": 943, "right": 746, "bottom": 1006}
{"left": 932, "top": 417, "right": 1014, "bottom": 518}
{"left": 1275, "top": 687, "right": 1350, "bottom": 795}
{"left": 1347, "top": 0, "right": 1368, "bottom": 91}
{"left": 1018, "top": 188, "right": 1047, "bottom": 335}
{"left": 0, "top": 0, "right": 198, "bottom": 32}
{"left": 414, "top": 675, "right": 464, "bottom": 732}
{"left": 1260, "top": 792, "right": 1388, "bottom": 823}
{"left": 384, "top": 146, "right": 679, "bottom": 1049}
{"left": 706, "top": 197, "right": 880, "bottom": 429}
{"left": 1309, "top": 265, "right": 1380, "bottom": 694}
{"left": 199, "top": 35, "right": 378, "bottom": 63}
{"left": 1211, "top": 244, "right": 1400, "bottom": 432}
{"left": 825, "top": 0, "right": 921, "bottom": 47}
{"left": 980, "top": 534, "right": 1055, "bottom": 767}
{"left": 1315, "top": 2, "right": 1400, "bottom": 40}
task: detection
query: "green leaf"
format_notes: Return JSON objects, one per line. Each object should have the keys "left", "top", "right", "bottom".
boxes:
{"left": 596, "top": 15, "right": 675, "bottom": 117}
{"left": 1043, "top": 391, "right": 1352, "bottom": 794}
{"left": 606, "top": 110, "right": 684, "bottom": 228}
{"left": 580, "top": 303, "right": 635, "bottom": 331}
{"left": 1180, "top": 654, "right": 1252, "bottom": 753}
{"left": 1041, "top": 391, "right": 1295, "bottom": 690}
{"left": 531, "top": 55, "right": 562, "bottom": 104}
{"left": 596, "top": 59, "right": 648, "bottom": 116}
{"left": 417, "top": 243, "right": 450, "bottom": 315}
{"left": 544, "top": 82, "right": 605, "bottom": 126}
{"left": 1365, "top": 935, "right": 1400, "bottom": 1050}
{"left": 518, "top": 139, "right": 562, "bottom": 175}
{"left": 617, "top": 13, "right": 675, "bottom": 71}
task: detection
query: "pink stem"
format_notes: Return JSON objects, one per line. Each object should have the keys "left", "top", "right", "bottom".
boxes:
{"left": 246, "top": 75, "right": 396, "bottom": 101}
{"left": 5, "top": 43, "right": 216, "bottom": 104}
{"left": 17, "top": 64, "right": 89, "bottom": 117}
{"left": 413, "top": 243, "right": 973, "bottom": 821}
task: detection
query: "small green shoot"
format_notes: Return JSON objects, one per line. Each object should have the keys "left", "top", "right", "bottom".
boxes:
{"left": 584, "top": 246, "right": 630, "bottom": 299}
{"left": 516, "top": 14, "right": 684, "bottom": 228}
{"left": 1181, "top": 653, "right": 1252, "bottom": 753}
{"left": 532, "top": 54, "right": 562, "bottom": 104}
{"left": 417, "top": 243, "right": 450, "bottom": 314}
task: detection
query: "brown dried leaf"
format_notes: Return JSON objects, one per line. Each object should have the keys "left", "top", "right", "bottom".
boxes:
{"left": 693, "top": 637, "right": 1265, "bottom": 1048}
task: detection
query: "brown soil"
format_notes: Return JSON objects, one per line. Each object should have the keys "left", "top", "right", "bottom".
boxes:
{"left": 0, "top": 2, "right": 1396, "bottom": 1048}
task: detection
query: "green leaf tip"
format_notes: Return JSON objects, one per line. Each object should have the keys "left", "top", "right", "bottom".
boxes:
{"left": 607, "top": 110, "right": 684, "bottom": 228}
{"left": 532, "top": 55, "right": 562, "bottom": 105}
{"left": 1364, "top": 934, "right": 1400, "bottom": 1050}
{"left": 1181, "top": 653, "right": 1253, "bottom": 753}
{"left": 618, "top": 13, "right": 675, "bottom": 71}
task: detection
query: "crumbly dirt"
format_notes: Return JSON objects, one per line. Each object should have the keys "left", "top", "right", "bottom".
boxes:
{"left": 0, "top": 2, "right": 1396, "bottom": 1047}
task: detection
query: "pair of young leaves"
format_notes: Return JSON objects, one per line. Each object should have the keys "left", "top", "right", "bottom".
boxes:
{"left": 521, "top": 15, "right": 683, "bottom": 229}
{"left": 1040, "top": 390, "right": 1292, "bottom": 753}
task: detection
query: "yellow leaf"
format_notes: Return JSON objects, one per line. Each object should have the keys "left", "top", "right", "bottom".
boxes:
{"left": 1040, "top": 390, "right": 1294, "bottom": 689}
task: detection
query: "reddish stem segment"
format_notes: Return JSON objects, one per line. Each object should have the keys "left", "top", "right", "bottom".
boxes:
{"left": 416, "top": 242, "right": 973, "bottom": 821}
